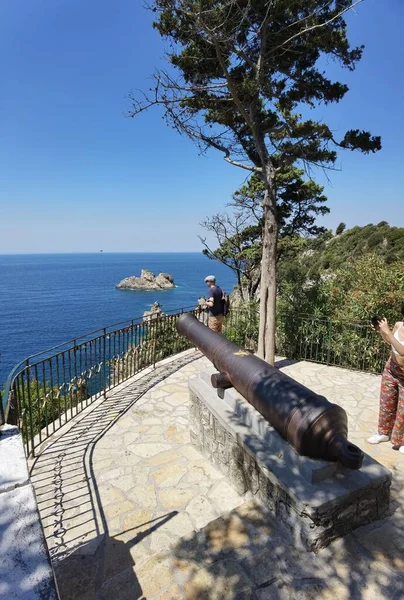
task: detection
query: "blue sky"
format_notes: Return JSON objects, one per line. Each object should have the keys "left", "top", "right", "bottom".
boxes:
{"left": 0, "top": 0, "right": 403, "bottom": 253}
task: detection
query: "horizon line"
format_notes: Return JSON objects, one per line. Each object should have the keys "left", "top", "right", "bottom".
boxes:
{"left": 0, "top": 250, "right": 206, "bottom": 256}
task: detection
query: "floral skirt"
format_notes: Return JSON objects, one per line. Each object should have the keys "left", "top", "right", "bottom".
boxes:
{"left": 378, "top": 358, "right": 404, "bottom": 446}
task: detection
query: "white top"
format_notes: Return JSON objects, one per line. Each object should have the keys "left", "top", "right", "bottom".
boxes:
{"left": 392, "top": 325, "right": 404, "bottom": 356}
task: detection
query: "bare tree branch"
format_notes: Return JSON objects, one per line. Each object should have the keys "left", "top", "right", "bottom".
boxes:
{"left": 270, "top": 0, "right": 364, "bottom": 54}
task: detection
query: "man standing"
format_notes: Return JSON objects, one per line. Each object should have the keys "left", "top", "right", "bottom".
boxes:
{"left": 204, "top": 275, "right": 224, "bottom": 333}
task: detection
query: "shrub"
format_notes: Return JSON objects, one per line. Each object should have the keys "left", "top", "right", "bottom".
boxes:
{"left": 324, "top": 254, "right": 404, "bottom": 323}
{"left": 224, "top": 303, "right": 259, "bottom": 350}
{"left": 367, "top": 231, "right": 384, "bottom": 248}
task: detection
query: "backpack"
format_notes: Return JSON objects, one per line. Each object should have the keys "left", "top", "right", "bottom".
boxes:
{"left": 222, "top": 291, "right": 230, "bottom": 317}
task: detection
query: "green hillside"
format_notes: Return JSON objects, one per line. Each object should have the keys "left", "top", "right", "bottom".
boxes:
{"left": 276, "top": 221, "right": 404, "bottom": 324}
{"left": 302, "top": 222, "right": 404, "bottom": 278}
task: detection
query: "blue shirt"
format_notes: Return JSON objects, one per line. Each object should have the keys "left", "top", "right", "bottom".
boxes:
{"left": 208, "top": 285, "right": 224, "bottom": 317}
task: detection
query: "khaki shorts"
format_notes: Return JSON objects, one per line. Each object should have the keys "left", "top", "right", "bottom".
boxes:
{"left": 208, "top": 314, "right": 224, "bottom": 333}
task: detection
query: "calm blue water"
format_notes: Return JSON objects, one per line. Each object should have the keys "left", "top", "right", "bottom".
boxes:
{"left": 0, "top": 253, "right": 236, "bottom": 384}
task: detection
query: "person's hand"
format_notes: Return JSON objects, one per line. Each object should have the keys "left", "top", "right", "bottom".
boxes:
{"left": 378, "top": 318, "right": 392, "bottom": 342}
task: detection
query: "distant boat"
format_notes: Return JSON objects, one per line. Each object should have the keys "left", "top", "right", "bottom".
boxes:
{"left": 100, "top": 250, "right": 103, "bottom": 253}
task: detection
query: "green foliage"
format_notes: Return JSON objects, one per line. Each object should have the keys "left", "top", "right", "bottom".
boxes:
{"left": 224, "top": 302, "right": 390, "bottom": 373}
{"left": 202, "top": 170, "right": 329, "bottom": 300}
{"left": 324, "top": 253, "right": 404, "bottom": 324}
{"left": 147, "top": 0, "right": 380, "bottom": 170}
{"left": 223, "top": 303, "right": 260, "bottom": 350}
{"left": 228, "top": 229, "right": 403, "bottom": 372}
{"left": 275, "top": 242, "right": 403, "bottom": 372}
{"left": 281, "top": 254, "right": 401, "bottom": 371}
{"left": 367, "top": 231, "right": 383, "bottom": 248}
{"left": 133, "top": 0, "right": 381, "bottom": 361}
{"left": 115, "top": 317, "right": 195, "bottom": 375}
{"left": 275, "top": 169, "right": 329, "bottom": 237}
{"left": 152, "top": 316, "right": 194, "bottom": 360}
{"left": 300, "top": 222, "right": 404, "bottom": 279}
{"left": 276, "top": 315, "right": 389, "bottom": 373}
{"left": 15, "top": 379, "right": 87, "bottom": 446}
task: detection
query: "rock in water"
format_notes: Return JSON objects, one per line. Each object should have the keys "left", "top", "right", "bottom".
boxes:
{"left": 143, "top": 302, "right": 164, "bottom": 322}
{"left": 116, "top": 270, "right": 175, "bottom": 291}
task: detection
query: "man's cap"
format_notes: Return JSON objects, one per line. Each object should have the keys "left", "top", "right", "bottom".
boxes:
{"left": 204, "top": 275, "right": 216, "bottom": 282}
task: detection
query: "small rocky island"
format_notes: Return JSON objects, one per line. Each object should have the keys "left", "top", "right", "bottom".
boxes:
{"left": 116, "top": 269, "right": 175, "bottom": 291}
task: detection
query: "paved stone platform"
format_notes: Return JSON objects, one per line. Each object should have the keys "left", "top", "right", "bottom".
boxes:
{"left": 29, "top": 352, "right": 404, "bottom": 599}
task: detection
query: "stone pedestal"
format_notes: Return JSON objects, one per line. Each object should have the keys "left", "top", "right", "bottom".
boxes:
{"left": 189, "top": 369, "right": 391, "bottom": 552}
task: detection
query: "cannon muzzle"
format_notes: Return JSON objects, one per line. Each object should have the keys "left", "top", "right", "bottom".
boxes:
{"left": 177, "top": 313, "right": 363, "bottom": 469}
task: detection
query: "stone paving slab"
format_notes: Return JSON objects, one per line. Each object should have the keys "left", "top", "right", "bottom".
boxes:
{"left": 30, "top": 351, "right": 248, "bottom": 599}
{"left": 29, "top": 353, "right": 404, "bottom": 599}
{"left": 91, "top": 355, "right": 248, "bottom": 564}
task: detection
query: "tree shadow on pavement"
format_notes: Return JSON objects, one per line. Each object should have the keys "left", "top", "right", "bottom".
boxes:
{"left": 171, "top": 492, "right": 404, "bottom": 599}
{"left": 54, "top": 511, "right": 178, "bottom": 600}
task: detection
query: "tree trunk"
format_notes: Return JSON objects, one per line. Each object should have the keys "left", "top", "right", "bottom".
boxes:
{"left": 257, "top": 176, "right": 278, "bottom": 365}
{"left": 236, "top": 269, "right": 244, "bottom": 301}
{"left": 252, "top": 273, "right": 260, "bottom": 297}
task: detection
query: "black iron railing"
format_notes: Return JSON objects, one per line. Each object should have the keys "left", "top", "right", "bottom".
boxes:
{"left": 223, "top": 308, "right": 389, "bottom": 373}
{"left": 1, "top": 306, "right": 389, "bottom": 458}
{"left": 1, "top": 306, "right": 205, "bottom": 457}
{"left": 276, "top": 314, "right": 390, "bottom": 373}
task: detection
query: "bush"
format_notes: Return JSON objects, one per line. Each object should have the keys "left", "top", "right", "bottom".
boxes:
{"left": 224, "top": 303, "right": 259, "bottom": 350}
{"left": 13, "top": 378, "right": 88, "bottom": 447}
{"left": 367, "top": 232, "right": 384, "bottom": 248}
{"left": 385, "top": 251, "right": 397, "bottom": 264}
{"left": 324, "top": 253, "right": 404, "bottom": 323}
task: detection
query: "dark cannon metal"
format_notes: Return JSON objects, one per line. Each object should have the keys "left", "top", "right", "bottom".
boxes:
{"left": 177, "top": 313, "right": 364, "bottom": 469}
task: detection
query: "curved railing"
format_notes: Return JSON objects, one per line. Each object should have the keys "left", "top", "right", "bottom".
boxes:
{"left": 1, "top": 305, "right": 389, "bottom": 458}
{"left": 1, "top": 306, "right": 203, "bottom": 457}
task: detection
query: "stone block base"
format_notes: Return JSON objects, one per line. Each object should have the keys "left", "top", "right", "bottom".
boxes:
{"left": 189, "top": 370, "right": 391, "bottom": 552}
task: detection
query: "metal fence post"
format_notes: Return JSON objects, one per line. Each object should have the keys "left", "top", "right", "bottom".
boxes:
{"left": 326, "top": 319, "right": 332, "bottom": 365}
{"left": 25, "top": 359, "right": 35, "bottom": 457}
{"left": 7, "top": 387, "right": 18, "bottom": 426}
{"left": 103, "top": 329, "right": 107, "bottom": 398}
{"left": 153, "top": 317, "right": 158, "bottom": 368}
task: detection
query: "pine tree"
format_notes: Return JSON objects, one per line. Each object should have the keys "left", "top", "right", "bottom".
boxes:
{"left": 130, "top": 0, "right": 381, "bottom": 363}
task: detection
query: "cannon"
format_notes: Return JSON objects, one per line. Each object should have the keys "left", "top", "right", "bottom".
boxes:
{"left": 177, "top": 313, "right": 363, "bottom": 469}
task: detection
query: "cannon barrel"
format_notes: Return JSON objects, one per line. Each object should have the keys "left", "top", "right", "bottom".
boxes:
{"left": 177, "top": 313, "right": 363, "bottom": 469}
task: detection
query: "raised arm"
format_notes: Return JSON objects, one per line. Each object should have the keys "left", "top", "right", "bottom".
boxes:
{"left": 378, "top": 319, "right": 404, "bottom": 357}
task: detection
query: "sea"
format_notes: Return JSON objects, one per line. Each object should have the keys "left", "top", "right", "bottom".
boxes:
{"left": 0, "top": 253, "right": 237, "bottom": 385}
